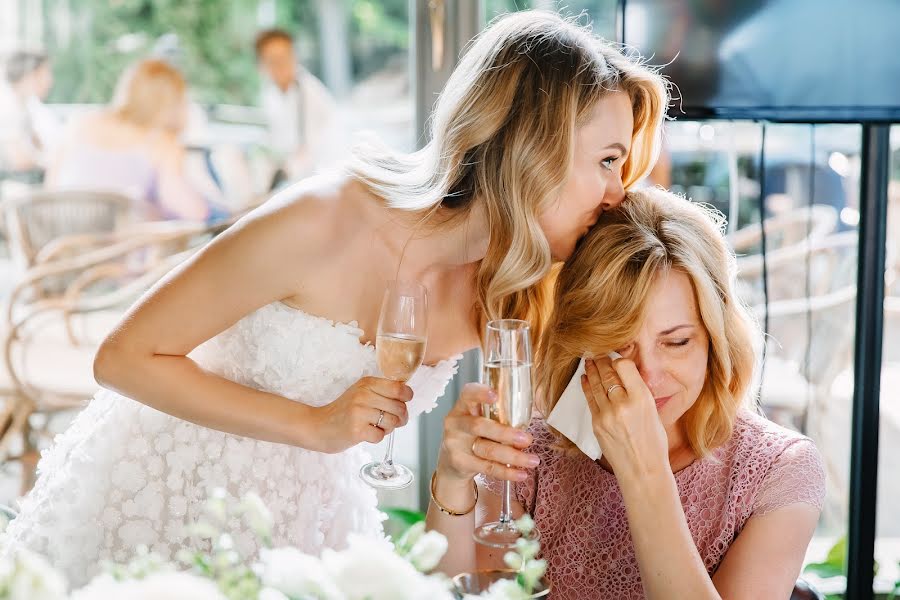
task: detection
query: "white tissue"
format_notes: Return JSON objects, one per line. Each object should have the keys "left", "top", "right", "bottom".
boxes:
{"left": 545, "top": 352, "right": 621, "bottom": 461}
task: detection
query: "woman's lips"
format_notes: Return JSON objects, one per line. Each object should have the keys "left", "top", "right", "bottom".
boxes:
{"left": 654, "top": 394, "right": 674, "bottom": 409}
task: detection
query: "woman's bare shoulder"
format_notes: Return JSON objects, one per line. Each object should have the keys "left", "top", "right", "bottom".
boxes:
{"left": 232, "top": 172, "right": 372, "bottom": 263}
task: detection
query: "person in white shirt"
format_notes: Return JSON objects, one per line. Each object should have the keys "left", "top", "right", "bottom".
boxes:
{"left": 254, "top": 29, "right": 339, "bottom": 182}
{"left": 0, "top": 51, "right": 62, "bottom": 175}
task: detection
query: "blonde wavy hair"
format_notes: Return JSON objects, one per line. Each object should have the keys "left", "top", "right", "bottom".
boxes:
{"left": 111, "top": 59, "right": 187, "bottom": 131}
{"left": 349, "top": 11, "right": 668, "bottom": 342}
{"left": 538, "top": 187, "right": 759, "bottom": 457}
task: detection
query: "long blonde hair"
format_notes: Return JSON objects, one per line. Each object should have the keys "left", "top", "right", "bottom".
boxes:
{"left": 111, "top": 59, "right": 187, "bottom": 131}
{"left": 349, "top": 11, "right": 668, "bottom": 342}
{"left": 538, "top": 187, "right": 759, "bottom": 457}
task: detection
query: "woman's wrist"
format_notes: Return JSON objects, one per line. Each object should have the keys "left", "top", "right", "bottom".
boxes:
{"left": 431, "top": 472, "right": 478, "bottom": 515}
{"left": 434, "top": 450, "right": 476, "bottom": 483}
{"left": 601, "top": 444, "right": 671, "bottom": 487}
{"left": 617, "top": 462, "right": 677, "bottom": 501}
{"left": 432, "top": 460, "right": 478, "bottom": 511}
{"left": 430, "top": 472, "right": 478, "bottom": 516}
{"left": 283, "top": 401, "right": 322, "bottom": 450}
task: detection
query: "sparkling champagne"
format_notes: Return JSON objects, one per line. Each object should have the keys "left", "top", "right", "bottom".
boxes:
{"left": 482, "top": 359, "right": 533, "bottom": 428}
{"left": 376, "top": 333, "right": 426, "bottom": 382}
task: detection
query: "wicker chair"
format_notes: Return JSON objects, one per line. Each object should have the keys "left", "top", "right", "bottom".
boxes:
{"left": 2, "top": 189, "right": 135, "bottom": 298}
{"left": 0, "top": 220, "right": 226, "bottom": 492}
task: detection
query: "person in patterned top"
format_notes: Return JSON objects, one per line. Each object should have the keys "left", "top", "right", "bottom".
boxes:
{"left": 429, "top": 187, "right": 825, "bottom": 599}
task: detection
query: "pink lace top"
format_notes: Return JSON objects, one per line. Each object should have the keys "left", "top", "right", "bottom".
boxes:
{"left": 482, "top": 409, "right": 826, "bottom": 599}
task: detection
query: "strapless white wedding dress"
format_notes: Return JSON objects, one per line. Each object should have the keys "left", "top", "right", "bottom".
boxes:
{"left": 1, "top": 302, "right": 459, "bottom": 586}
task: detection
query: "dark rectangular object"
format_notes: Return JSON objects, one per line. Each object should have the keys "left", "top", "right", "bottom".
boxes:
{"left": 622, "top": 0, "right": 900, "bottom": 122}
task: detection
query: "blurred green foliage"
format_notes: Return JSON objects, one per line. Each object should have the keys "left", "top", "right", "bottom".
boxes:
{"left": 40, "top": 0, "right": 407, "bottom": 106}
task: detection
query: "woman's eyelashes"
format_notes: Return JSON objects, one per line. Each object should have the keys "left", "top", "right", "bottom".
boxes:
{"left": 600, "top": 156, "right": 618, "bottom": 171}
{"left": 665, "top": 338, "right": 691, "bottom": 349}
{"left": 615, "top": 338, "right": 691, "bottom": 357}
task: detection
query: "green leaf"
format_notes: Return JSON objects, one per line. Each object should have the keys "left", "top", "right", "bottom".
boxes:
{"left": 803, "top": 534, "right": 880, "bottom": 579}
{"left": 803, "top": 562, "right": 845, "bottom": 579}
{"left": 382, "top": 507, "right": 425, "bottom": 541}
{"left": 888, "top": 582, "right": 900, "bottom": 600}
{"left": 805, "top": 535, "right": 847, "bottom": 579}
{"left": 825, "top": 536, "right": 848, "bottom": 567}
{"left": 383, "top": 507, "right": 425, "bottom": 525}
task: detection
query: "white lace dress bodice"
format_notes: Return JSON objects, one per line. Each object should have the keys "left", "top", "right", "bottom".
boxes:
{"left": 1, "top": 302, "right": 460, "bottom": 587}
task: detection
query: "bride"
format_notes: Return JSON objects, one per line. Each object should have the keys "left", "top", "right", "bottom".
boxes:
{"left": 0, "top": 10, "right": 666, "bottom": 586}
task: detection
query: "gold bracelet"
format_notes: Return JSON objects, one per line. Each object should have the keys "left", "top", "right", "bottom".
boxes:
{"left": 430, "top": 471, "right": 478, "bottom": 516}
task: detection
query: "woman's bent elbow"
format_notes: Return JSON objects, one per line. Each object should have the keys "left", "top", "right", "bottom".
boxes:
{"left": 93, "top": 338, "right": 134, "bottom": 389}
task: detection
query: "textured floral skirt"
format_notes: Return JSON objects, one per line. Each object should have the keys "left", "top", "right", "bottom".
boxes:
{"left": 0, "top": 389, "right": 385, "bottom": 587}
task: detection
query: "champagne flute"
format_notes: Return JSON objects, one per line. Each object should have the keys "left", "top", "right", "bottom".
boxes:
{"left": 474, "top": 319, "right": 535, "bottom": 548}
{"left": 359, "top": 280, "right": 427, "bottom": 490}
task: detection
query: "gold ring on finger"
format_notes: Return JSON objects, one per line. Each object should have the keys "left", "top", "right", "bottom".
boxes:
{"left": 375, "top": 410, "right": 385, "bottom": 428}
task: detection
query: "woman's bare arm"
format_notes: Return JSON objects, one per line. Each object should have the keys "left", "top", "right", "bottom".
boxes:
{"left": 94, "top": 186, "right": 410, "bottom": 452}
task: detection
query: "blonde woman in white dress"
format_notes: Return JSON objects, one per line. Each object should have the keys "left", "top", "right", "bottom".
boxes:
{"left": 1, "top": 11, "right": 668, "bottom": 586}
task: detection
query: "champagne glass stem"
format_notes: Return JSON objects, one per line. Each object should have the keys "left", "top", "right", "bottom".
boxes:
{"left": 500, "top": 480, "right": 512, "bottom": 524}
{"left": 381, "top": 431, "right": 397, "bottom": 468}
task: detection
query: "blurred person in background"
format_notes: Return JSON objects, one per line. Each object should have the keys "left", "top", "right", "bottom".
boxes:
{"left": 254, "top": 28, "right": 339, "bottom": 183}
{"left": 0, "top": 51, "right": 61, "bottom": 178}
{"left": 46, "top": 59, "right": 211, "bottom": 221}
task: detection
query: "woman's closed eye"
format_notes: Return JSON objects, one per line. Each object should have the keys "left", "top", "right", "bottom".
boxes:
{"left": 665, "top": 338, "right": 691, "bottom": 349}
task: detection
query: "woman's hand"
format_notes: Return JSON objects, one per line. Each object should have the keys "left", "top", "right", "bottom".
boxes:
{"left": 435, "top": 383, "right": 539, "bottom": 485}
{"left": 582, "top": 356, "right": 669, "bottom": 478}
{"left": 310, "top": 376, "right": 412, "bottom": 453}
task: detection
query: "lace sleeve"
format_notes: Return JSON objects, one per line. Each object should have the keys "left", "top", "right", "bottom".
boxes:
{"left": 753, "top": 438, "right": 826, "bottom": 517}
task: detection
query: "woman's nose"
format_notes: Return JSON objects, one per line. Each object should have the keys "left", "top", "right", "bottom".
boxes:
{"left": 634, "top": 351, "right": 666, "bottom": 392}
{"left": 600, "top": 176, "right": 626, "bottom": 210}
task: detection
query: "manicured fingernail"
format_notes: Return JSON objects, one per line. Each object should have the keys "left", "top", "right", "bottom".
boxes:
{"left": 608, "top": 351, "right": 622, "bottom": 360}
{"left": 487, "top": 389, "right": 497, "bottom": 401}
{"left": 515, "top": 432, "right": 530, "bottom": 444}
{"left": 527, "top": 455, "right": 540, "bottom": 466}
{"left": 516, "top": 471, "right": 529, "bottom": 481}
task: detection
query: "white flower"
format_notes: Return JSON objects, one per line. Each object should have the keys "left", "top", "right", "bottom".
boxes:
{"left": 258, "top": 588, "right": 290, "bottom": 600}
{"left": 406, "top": 530, "right": 448, "bottom": 573}
{"left": 521, "top": 559, "right": 547, "bottom": 585}
{"left": 205, "top": 488, "right": 228, "bottom": 523}
{"left": 71, "top": 572, "right": 226, "bottom": 600}
{"left": 323, "top": 534, "right": 454, "bottom": 600}
{"left": 0, "top": 548, "right": 67, "bottom": 600}
{"left": 240, "top": 492, "right": 274, "bottom": 541}
{"left": 398, "top": 522, "right": 425, "bottom": 549}
{"left": 513, "top": 537, "right": 540, "bottom": 562}
{"left": 257, "top": 547, "right": 342, "bottom": 600}
{"left": 503, "top": 551, "right": 523, "bottom": 570}
{"left": 514, "top": 515, "right": 535, "bottom": 538}
{"left": 188, "top": 519, "right": 219, "bottom": 539}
